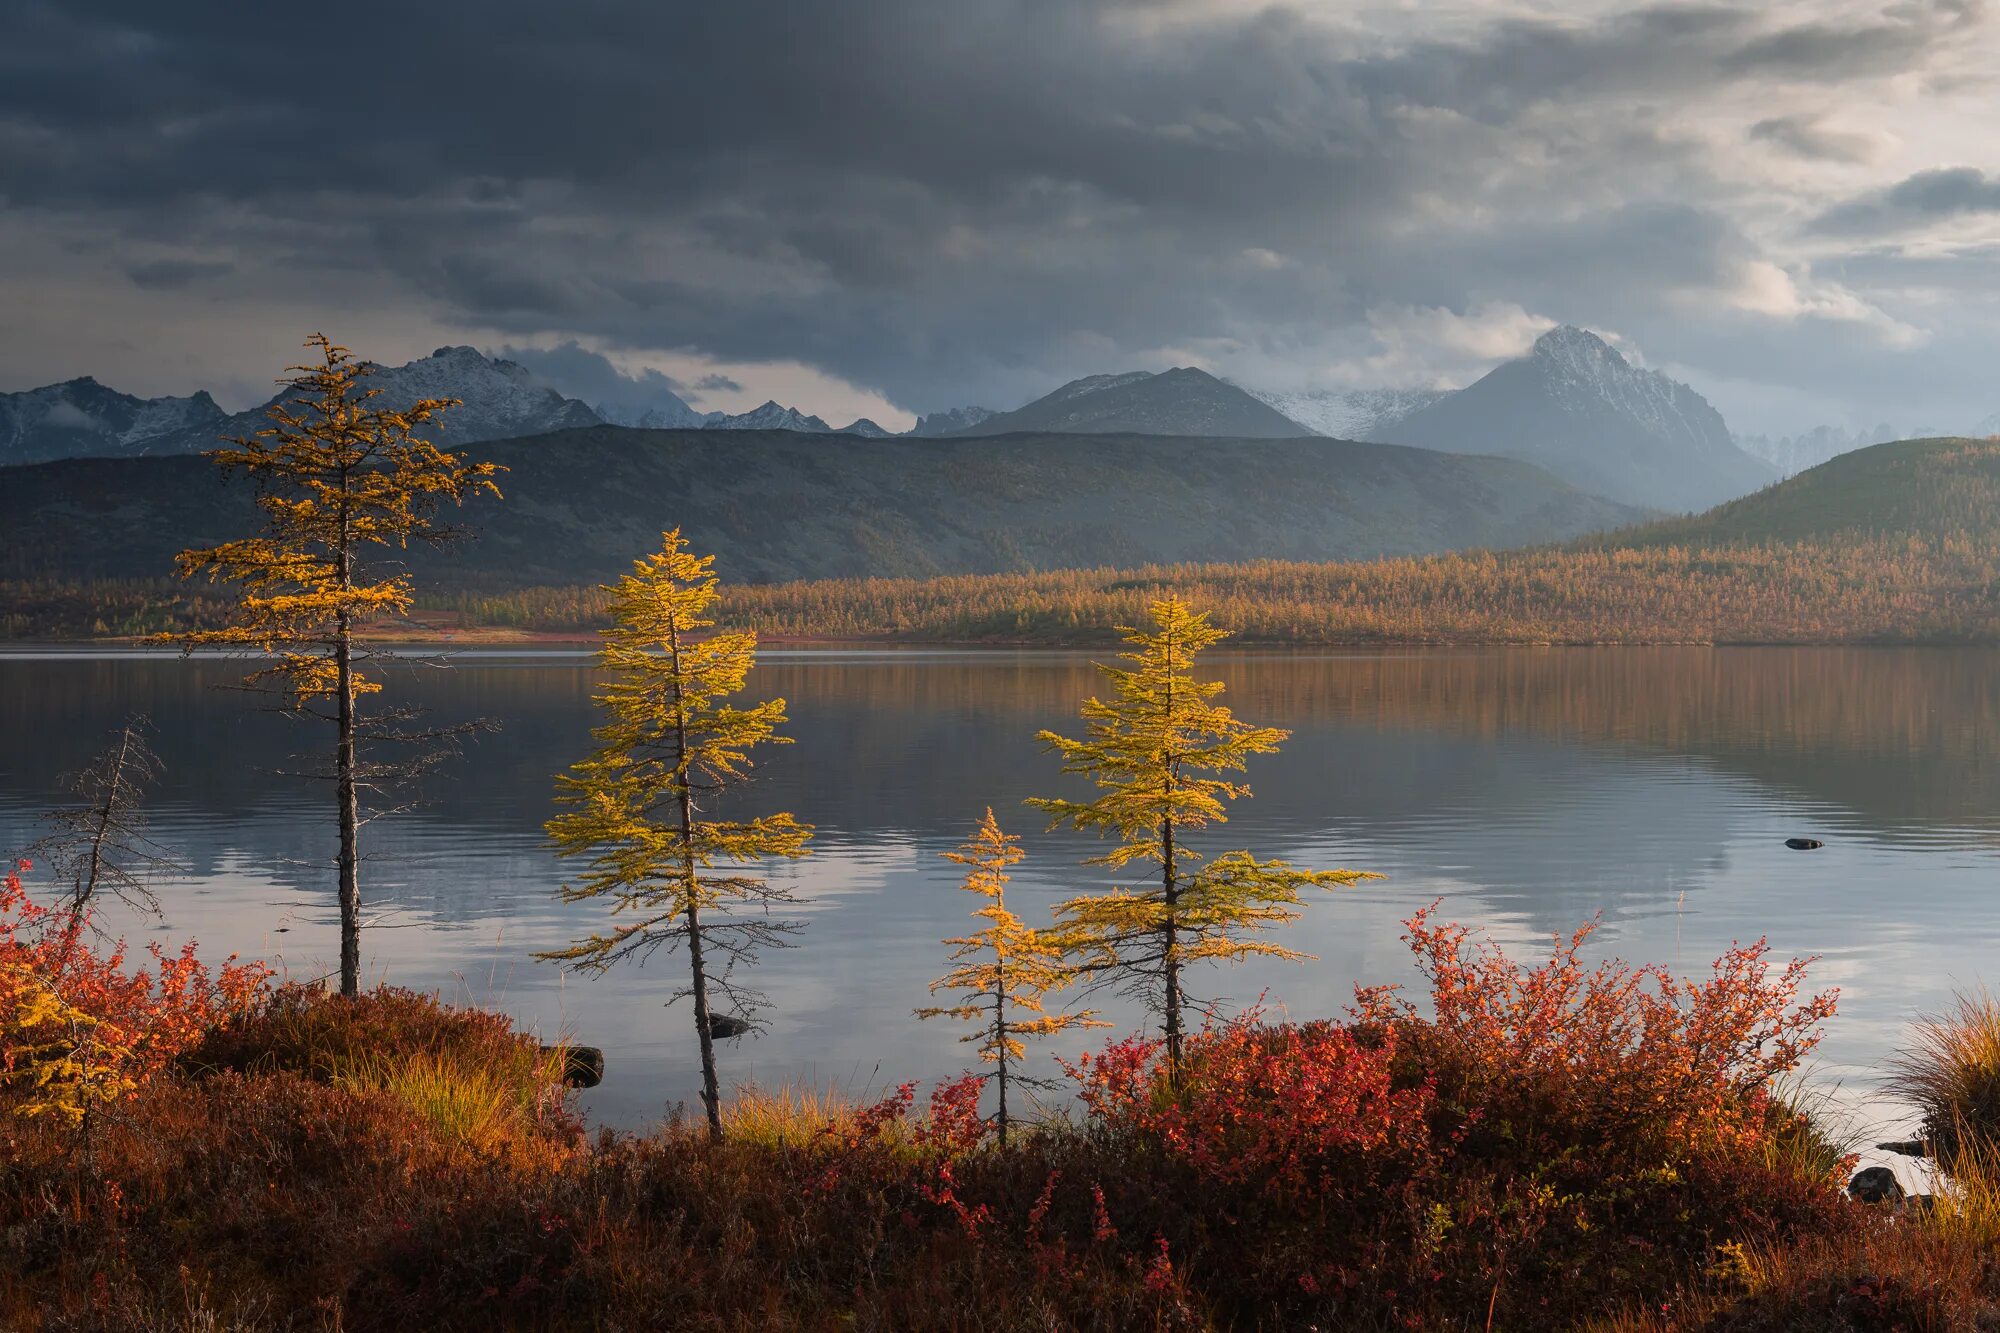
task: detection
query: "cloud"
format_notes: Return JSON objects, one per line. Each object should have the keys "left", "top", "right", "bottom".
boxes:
{"left": 1748, "top": 115, "right": 1885, "bottom": 163}
{"left": 124, "top": 257, "right": 235, "bottom": 290}
{"left": 1811, "top": 167, "right": 2000, "bottom": 235}
{"left": 0, "top": 0, "right": 1996, "bottom": 433}
{"left": 493, "top": 340, "right": 694, "bottom": 413}
{"left": 692, "top": 373, "right": 742, "bottom": 394}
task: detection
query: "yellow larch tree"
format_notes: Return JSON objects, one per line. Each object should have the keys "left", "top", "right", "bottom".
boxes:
{"left": 539, "top": 529, "right": 813, "bottom": 1141}
{"left": 1030, "top": 597, "right": 1377, "bottom": 1081}
{"left": 916, "top": 809, "right": 1103, "bottom": 1146}
{"left": 171, "top": 335, "right": 501, "bottom": 997}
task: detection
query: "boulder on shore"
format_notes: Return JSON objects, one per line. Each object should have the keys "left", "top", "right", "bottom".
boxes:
{"left": 1847, "top": 1166, "right": 1904, "bottom": 1205}
{"left": 541, "top": 1044, "right": 605, "bottom": 1089}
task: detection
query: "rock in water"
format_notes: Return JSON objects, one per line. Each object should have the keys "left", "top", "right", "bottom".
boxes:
{"left": 1876, "top": 1139, "right": 1930, "bottom": 1159}
{"left": 1785, "top": 837, "right": 1824, "bottom": 850}
{"left": 1847, "top": 1166, "right": 1905, "bottom": 1205}
{"left": 541, "top": 1044, "right": 604, "bottom": 1089}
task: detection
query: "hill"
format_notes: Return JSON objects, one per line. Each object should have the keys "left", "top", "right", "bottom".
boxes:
{"left": 0, "top": 426, "right": 1636, "bottom": 594}
{"left": 1602, "top": 436, "right": 2000, "bottom": 548}
{"left": 1381, "top": 326, "right": 1775, "bottom": 512}
{"left": 956, "top": 367, "right": 1310, "bottom": 437}
{"left": 424, "top": 435, "right": 2000, "bottom": 646}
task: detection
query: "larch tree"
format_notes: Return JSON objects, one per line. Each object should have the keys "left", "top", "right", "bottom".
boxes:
{"left": 916, "top": 809, "right": 1103, "bottom": 1147}
{"left": 1029, "top": 597, "right": 1376, "bottom": 1081}
{"left": 35, "top": 715, "right": 179, "bottom": 921}
{"left": 172, "top": 334, "right": 502, "bottom": 998}
{"left": 540, "top": 529, "right": 813, "bottom": 1141}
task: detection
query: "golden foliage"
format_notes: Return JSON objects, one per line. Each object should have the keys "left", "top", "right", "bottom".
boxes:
{"left": 1029, "top": 599, "right": 1376, "bottom": 1071}
{"left": 540, "top": 529, "right": 813, "bottom": 1137}
{"left": 917, "top": 811, "right": 1103, "bottom": 1142}
{"left": 168, "top": 334, "right": 502, "bottom": 700}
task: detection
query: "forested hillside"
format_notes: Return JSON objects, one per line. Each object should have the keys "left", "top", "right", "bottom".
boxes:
{"left": 1599, "top": 436, "right": 2000, "bottom": 548}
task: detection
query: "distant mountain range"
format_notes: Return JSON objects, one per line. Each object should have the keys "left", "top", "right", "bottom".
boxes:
{"left": 1732, "top": 421, "right": 1969, "bottom": 477}
{"left": 0, "top": 427, "right": 1642, "bottom": 588}
{"left": 0, "top": 378, "right": 226, "bottom": 465}
{"left": 11, "top": 327, "right": 1984, "bottom": 516}
{"left": 0, "top": 347, "right": 897, "bottom": 465}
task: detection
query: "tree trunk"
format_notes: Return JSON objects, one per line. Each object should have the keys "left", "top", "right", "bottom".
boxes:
{"left": 667, "top": 614, "right": 723, "bottom": 1141}
{"left": 994, "top": 981, "right": 1009, "bottom": 1149}
{"left": 336, "top": 623, "right": 360, "bottom": 998}
{"left": 78, "top": 721, "right": 133, "bottom": 913}
{"left": 1161, "top": 813, "right": 1182, "bottom": 1081}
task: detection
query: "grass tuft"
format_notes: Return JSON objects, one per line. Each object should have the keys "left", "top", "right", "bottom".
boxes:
{"left": 1892, "top": 989, "right": 2000, "bottom": 1165}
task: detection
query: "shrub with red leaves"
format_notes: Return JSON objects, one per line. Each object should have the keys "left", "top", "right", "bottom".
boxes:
{"left": 0, "top": 859, "right": 269, "bottom": 1123}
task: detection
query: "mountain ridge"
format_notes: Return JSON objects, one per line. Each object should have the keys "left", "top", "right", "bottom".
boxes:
{"left": 954, "top": 366, "right": 1310, "bottom": 437}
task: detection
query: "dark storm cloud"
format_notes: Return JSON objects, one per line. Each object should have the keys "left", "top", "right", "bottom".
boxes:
{"left": 0, "top": 0, "right": 1985, "bottom": 416}
{"left": 124, "top": 257, "right": 235, "bottom": 290}
{"left": 495, "top": 341, "right": 694, "bottom": 410}
{"left": 1811, "top": 167, "right": 2000, "bottom": 235}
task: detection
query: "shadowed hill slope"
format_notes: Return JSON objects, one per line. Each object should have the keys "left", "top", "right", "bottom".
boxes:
{"left": 0, "top": 425, "right": 1639, "bottom": 588}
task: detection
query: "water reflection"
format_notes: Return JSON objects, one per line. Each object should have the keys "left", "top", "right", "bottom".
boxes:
{"left": 1, "top": 645, "right": 1995, "bottom": 1134}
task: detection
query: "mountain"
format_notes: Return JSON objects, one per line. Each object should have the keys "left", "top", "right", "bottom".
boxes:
{"left": 909, "top": 406, "right": 995, "bottom": 436}
{"left": 0, "top": 427, "right": 1643, "bottom": 588}
{"left": 0, "top": 378, "right": 225, "bottom": 465}
{"left": 955, "top": 367, "right": 1310, "bottom": 437}
{"left": 5, "top": 347, "right": 607, "bottom": 462}
{"left": 704, "top": 400, "right": 833, "bottom": 432}
{"left": 1604, "top": 436, "right": 2000, "bottom": 549}
{"left": 1733, "top": 424, "right": 1899, "bottom": 477}
{"left": 839, "top": 418, "right": 893, "bottom": 438}
{"left": 1241, "top": 386, "right": 1448, "bottom": 441}
{"left": 590, "top": 394, "right": 706, "bottom": 430}
{"left": 1380, "top": 326, "right": 1775, "bottom": 511}
{"left": 331, "top": 346, "right": 602, "bottom": 445}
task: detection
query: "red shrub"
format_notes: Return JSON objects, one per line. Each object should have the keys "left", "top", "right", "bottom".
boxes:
{"left": 0, "top": 859, "right": 269, "bottom": 1122}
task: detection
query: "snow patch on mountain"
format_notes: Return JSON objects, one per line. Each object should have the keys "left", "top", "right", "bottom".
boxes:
{"left": 705, "top": 400, "right": 833, "bottom": 433}
{"left": 1241, "top": 386, "right": 1448, "bottom": 440}
{"left": 354, "top": 346, "right": 601, "bottom": 442}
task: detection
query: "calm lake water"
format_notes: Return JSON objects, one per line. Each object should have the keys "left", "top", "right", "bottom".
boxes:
{"left": 3, "top": 645, "right": 1996, "bottom": 1143}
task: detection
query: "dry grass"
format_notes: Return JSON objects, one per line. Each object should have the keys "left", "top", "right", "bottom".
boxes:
{"left": 1893, "top": 990, "right": 2000, "bottom": 1164}
{"left": 721, "top": 1082, "right": 863, "bottom": 1148}
{"left": 335, "top": 1045, "right": 567, "bottom": 1156}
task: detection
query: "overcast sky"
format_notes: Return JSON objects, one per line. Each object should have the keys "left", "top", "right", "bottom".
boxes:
{"left": 3, "top": 0, "right": 1997, "bottom": 434}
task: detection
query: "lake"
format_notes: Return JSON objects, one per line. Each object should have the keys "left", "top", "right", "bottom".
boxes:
{"left": 3, "top": 645, "right": 1996, "bottom": 1144}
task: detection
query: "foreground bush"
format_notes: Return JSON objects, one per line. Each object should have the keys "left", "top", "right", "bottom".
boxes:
{"left": 0, "top": 858, "right": 267, "bottom": 1124}
{"left": 0, "top": 904, "right": 1868, "bottom": 1331}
